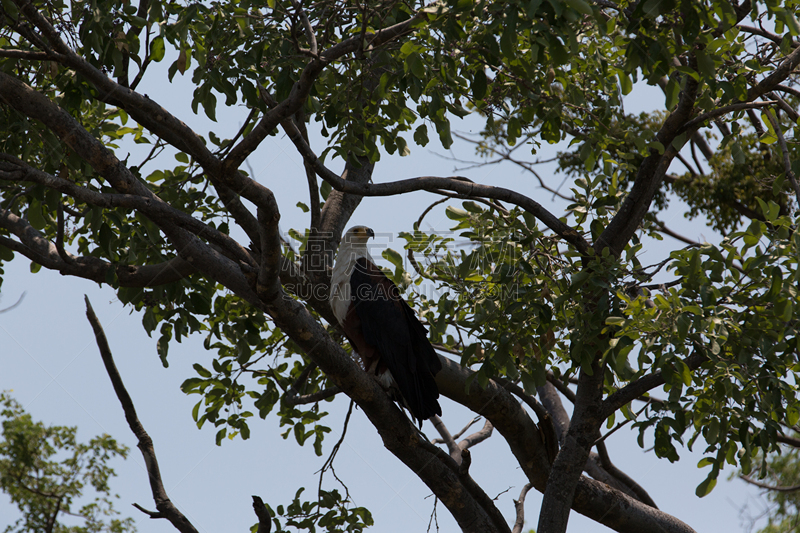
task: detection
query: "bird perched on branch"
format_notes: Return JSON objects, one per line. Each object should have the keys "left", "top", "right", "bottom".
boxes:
{"left": 330, "top": 226, "right": 442, "bottom": 425}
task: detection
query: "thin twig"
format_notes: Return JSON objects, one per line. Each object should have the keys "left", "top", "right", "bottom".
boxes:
{"left": 0, "top": 291, "right": 26, "bottom": 314}
{"left": 740, "top": 475, "right": 800, "bottom": 492}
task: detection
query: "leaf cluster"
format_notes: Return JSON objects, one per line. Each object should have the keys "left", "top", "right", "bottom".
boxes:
{"left": 0, "top": 392, "right": 134, "bottom": 533}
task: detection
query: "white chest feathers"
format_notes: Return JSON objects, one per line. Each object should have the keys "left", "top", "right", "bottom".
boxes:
{"left": 330, "top": 242, "right": 372, "bottom": 325}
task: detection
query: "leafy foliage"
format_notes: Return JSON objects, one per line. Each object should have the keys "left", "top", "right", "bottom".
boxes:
{"left": 0, "top": 392, "right": 134, "bottom": 533}
{"left": 3, "top": 0, "right": 800, "bottom": 530}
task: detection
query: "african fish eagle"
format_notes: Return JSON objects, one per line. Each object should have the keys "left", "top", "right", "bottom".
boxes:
{"left": 330, "top": 226, "right": 442, "bottom": 424}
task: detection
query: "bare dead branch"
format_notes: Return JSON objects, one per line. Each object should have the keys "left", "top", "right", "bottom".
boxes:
{"left": 431, "top": 415, "right": 461, "bottom": 462}
{"left": 252, "top": 496, "right": 272, "bottom": 533}
{"left": 84, "top": 296, "right": 199, "bottom": 533}
{"left": 459, "top": 419, "right": 494, "bottom": 451}
{"left": 511, "top": 483, "right": 533, "bottom": 533}
{"left": 451, "top": 416, "right": 483, "bottom": 441}
{"left": 131, "top": 503, "right": 164, "bottom": 519}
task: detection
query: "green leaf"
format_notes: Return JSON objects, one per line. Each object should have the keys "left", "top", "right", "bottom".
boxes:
{"left": 472, "top": 69, "right": 487, "bottom": 101}
{"left": 150, "top": 36, "right": 165, "bottom": 62}
{"left": 193, "top": 363, "right": 212, "bottom": 378}
{"left": 414, "top": 124, "right": 429, "bottom": 146}
{"left": 664, "top": 77, "right": 680, "bottom": 110}
{"left": 695, "top": 475, "right": 717, "bottom": 497}
{"left": 382, "top": 248, "right": 404, "bottom": 271}
{"left": 695, "top": 50, "right": 715, "bottom": 79}
{"left": 565, "top": 0, "right": 593, "bottom": 15}
{"left": 27, "top": 201, "right": 46, "bottom": 230}
{"left": 157, "top": 335, "right": 169, "bottom": 367}
{"left": 617, "top": 72, "right": 632, "bottom": 95}
{"left": 0, "top": 244, "right": 14, "bottom": 261}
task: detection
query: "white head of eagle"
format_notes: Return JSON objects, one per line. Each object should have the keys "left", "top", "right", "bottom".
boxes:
{"left": 330, "top": 226, "right": 442, "bottom": 425}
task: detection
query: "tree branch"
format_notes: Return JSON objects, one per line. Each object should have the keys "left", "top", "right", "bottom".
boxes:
{"left": 252, "top": 496, "right": 272, "bottom": 533}
{"left": 431, "top": 415, "right": 461, "bottom": 462}
{"left": 436, "top": 358, "right": 693, "bottom": 532}
{"left": 511, "top": 483, "right": 533, "bottom": 533}
{"left": 763, "top": 108, "right": 800, "bottom": 208}
{"left": 222, "top": 9, "right": 428, "bottom": 171}
{"left": 680, "top": 101, "right": 777, "bottom": 132}
{"left": 279, "top": 118, "right": 590, "bottom": 255}
{"left": 0, "top": 154, "right": 255, "bottom": 266}
{"left": 739, "top": 475, "right": 800, "bottom": 492}
{"left": 596, "top": 72, "right": 699, "bottom": 257}
{"left": 747, "top": 42, "right": 800, "bottom": 102}
{"left": 0, "top": 211, "right": 196, "bottom": 287}
{"left": 84, "top": 296, "right": 199, "bottom": 533}
{"left": 601, "top": 350, "right": 707, "bottom": 419}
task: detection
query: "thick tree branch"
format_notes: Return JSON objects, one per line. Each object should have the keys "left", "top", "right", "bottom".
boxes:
{"left": 776, "top": 433, "right": 800, "bottom": 448}
{"left": 0, "top": 211, "right": 196, "bottom": 286}
{"left": 0, "top": 154, "right": 255, "bottom": 266}
{"left": 84, "top": 296, "right": 199, "bottom": 533}
{"left": 596, "top": 442, "right": 658, "bottom": 507}
{"left": 436, "top": 358, "right": 693, "bottom": 533}
{"left": 431, "top": 415, "right": 461, "bottom": 462}
{"left": 680, "top": 101, "right": 777, "bottom": 132}
{"left": 262, "top": 293, "right": 508, "bottom": 532}
{"left": 538, "top": 359, "right": 606, "bottom": 533}
{"left": 222, "top": 9, "right": 428, "bottom": 171}
{"left": 0, "top": 49, "right": 50, "bottom": 59}
{"left": 280, "top": 118, "right": 590, "bottom": 254}
{"left": 747, "top": 43, "right": 800, "bottom": 102}
{"left": 0, "top": 69, "right": 261, "bottom": 302}
{"left": 459, "top": 419, "right": 494, "bottom": 452}
{"left": 597, "top": 74, "right": 699, "bottom": 257}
